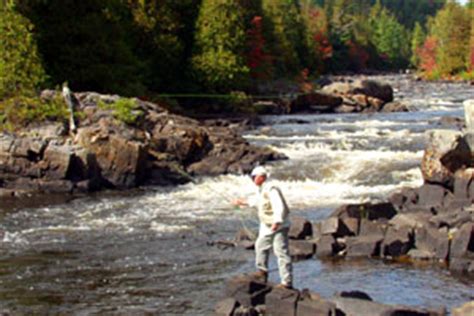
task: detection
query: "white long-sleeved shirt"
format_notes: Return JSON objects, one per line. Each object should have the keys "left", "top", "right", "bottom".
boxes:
{"left": 249, "top": 183, "right": 290, "bottom": 236}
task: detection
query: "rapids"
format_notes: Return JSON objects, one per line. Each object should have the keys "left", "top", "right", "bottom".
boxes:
{"left": 0, "top": 75, "right": 473, "bottom": 314}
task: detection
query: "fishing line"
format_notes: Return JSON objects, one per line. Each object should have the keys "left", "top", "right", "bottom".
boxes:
{"left": 169, "top": 165, "right": 258, "bottom": 241}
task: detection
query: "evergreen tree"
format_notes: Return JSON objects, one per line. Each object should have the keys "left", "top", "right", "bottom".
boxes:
{"left": 369, "top": 1, "right": 409, "bottom": 68}
{"left": 410, "top": 22, "right": 426, "bottom": 67}
{"left": 191, "top": 0, "right": 250, "bottom": 92}
{"left": 17, "top": 0, "right": 144, "bottom": 96}
{"left": 261, "top": 0, "right": 303, "bottom": 76}
{"left": 430, "top": 2, "right": 471, "bottom": 75}
{"left": 127, "top": 0, "right": 200, "bottom": 92}
{"left": 377, "top": 0, "right": 446, "bottom": 29}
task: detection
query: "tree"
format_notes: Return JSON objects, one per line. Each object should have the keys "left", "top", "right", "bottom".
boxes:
{"left": 261, "top": 0, "right": 303, "bottom": 76}
{"left": 429, "top": 2, "right": 470, "bottom": 75}
{"left": 0, "top": 2, "right": 45, "bottom": 99}
{"left": 299, "top": 0, "right": 331, "bottom": 74}
{"left": 410, "top": 22, "right": 426, "bottom": 67}
{"left": 126, "top": 0, "right": 200, "bottom": 92}
{"left": 369, "top": 1, "right": 409, "bottom": 68}
{"left": 17, "top": 0, "right": 144, "bottom": 96}
{"left": 418, "top": 36, "right": 438, "bottom": 77}
{"left": 191, "top": 0, "right": 250, "bottom": 92}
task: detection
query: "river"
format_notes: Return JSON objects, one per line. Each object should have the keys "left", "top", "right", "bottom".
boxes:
{"left": 0, "top": 75, "right": 473, "bottom": 315}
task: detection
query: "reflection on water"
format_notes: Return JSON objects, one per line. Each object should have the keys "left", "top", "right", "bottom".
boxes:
{"left": 0, "top": 76, "right": 473, "bottom": 314}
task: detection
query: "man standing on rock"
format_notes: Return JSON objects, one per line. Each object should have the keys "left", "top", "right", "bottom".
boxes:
{"left": 233, "top": 166, "right": 293, "bottom": 289}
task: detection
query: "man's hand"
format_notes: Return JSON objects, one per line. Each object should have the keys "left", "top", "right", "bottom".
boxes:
{"left": 271, "top": 223, "right": 281, "bottom": 232}
{"left": 232, "top": 198, "right": 248, "bottom": 207}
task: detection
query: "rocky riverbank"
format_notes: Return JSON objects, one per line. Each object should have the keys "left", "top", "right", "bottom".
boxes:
{"left": 0, "top": 77, "right": 410, "bottom": 198}
{"left": 0, "top": 91, "right": 285, "bottom": 198}
{"left": 257, "top": 78, "right": 409, "bottom": 114}
{"left": 217, "top": 273, "right": 473, "bottom": 316}
{"left": 216, "top": 124, "right": 474, "bottom": 315}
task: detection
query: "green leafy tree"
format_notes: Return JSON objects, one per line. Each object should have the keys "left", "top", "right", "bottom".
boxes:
{"left": 376, "top": 0, "right": 446, "bottom": 29}
{"left": 262, "top": 0, "right": 304, "bottom": 76}
{"left": 191, "top": 0, "right": 250, "bottom": 92}
{"left": 429, "top": 2, "right": 471, "bottom": 75}
{"left": 410, "top": 22, "right": 426, "bottom": 67}
{"left": 0, "top": 2, "right": 45, "bottom": 99}
{"left": 127, "top": 0, "right": 200, "bottom": 93}
{"left": 369, "top": 1, "right": 409, "bottom": 68}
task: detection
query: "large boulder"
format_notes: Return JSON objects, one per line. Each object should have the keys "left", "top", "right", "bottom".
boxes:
{"left": 421, "top": 130, "right": 472, "bottom": 187}
{"left": 75, "top": 120, "right": 148, "bottom": 188}
{"left": 322, "top": 79, "right": 393, "bottom": 103}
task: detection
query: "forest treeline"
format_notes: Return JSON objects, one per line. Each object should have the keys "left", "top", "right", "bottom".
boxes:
{"left": 0, "top": 0, "right": 473, "bottom": 100}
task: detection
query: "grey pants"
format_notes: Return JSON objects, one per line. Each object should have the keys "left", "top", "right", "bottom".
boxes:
{"left": 255, "top": 227, "right": 293, "bottom": 286}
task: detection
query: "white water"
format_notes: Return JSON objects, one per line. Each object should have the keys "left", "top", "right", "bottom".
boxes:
{"left": 0, "top": 75, "right": 473, "bottom": 314}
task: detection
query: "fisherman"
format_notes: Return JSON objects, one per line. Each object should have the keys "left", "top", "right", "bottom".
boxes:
{"left": 233, "top": 166, "right": 293, "bottom": 289}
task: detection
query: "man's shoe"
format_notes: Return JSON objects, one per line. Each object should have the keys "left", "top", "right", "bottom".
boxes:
{"left": 249, "top": 270, "right": 268, "bottom": 282}
{"left": 275, "top": 283, "right": 293, "bottom": 290}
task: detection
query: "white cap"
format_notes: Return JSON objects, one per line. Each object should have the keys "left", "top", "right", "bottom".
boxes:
{"left": 251, "top": 166, "right": 268, "bottom": 177}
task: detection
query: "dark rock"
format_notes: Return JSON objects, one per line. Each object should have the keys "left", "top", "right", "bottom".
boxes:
{"left": 382, "top": 226, "right": 414, "bottom": 257}
{"left": 380, "top": 307, "right": 446, "bottom": 316}
{"left": 331, "top": 297, "right": 445, "bottom": 316}
{"left": 389, "top": 188, "right": 419, "bottom": 213}
{"left": 289, "top": 240, "right": 315, "bottom": 261}
{"left": 346, "top": 235, "right": 384, "bottom": 257}
{"left": 290, "top": 92, "right": 342, "bottom": 113}
{"left": 330, "top": 297, "right": 393, "bottom": 316}
{"left": 215, "top": 298, "right": 239, "bottom": 316}
{"left": 76, "top": 123, "right": 147, "bottom": 188}
{"left": 332, "top": 203, "right": 397, "bottom": 221}
{"left": 337, "top": 290, "right": 373, "bottom": 301}
{"left": 450, "top": 223, "right": 474, "bottom": 258}
{"left": 316, "top": 235, "right": 338, "bottom": 257}
{"left": 42, "top": 144, "right": 74, "bottom": 180}
{"left": 430, "top": 210, "right": 473, "bottom": 229}
{"left": 341, "top": 217, "right": 359, "bottom": 236}
{"left": 225, "top": 275, "right": 271, "bottom": 308}
{"left": 320, "top": 217, "right": 352, "bottom": 237}
{"left": 289, "top": 217, "right": 313, "bottom": 240}
{"left": 265, "top": 287, "right": 300, "bottom": 316}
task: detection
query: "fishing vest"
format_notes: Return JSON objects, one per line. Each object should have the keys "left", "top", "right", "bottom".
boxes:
{"left": 258, "top": 186, "right": 290, "bottom": 226}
